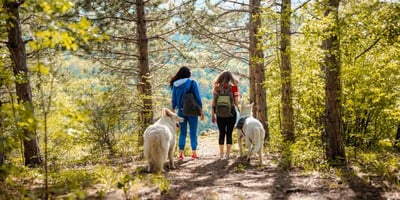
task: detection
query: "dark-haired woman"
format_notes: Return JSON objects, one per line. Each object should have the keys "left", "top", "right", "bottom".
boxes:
{"left": 170, "top": 66, "right": 204, "bottom": 160}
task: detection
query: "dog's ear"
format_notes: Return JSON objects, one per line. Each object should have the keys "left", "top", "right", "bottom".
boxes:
{"left": 250, "top": 102, "right": 254, "bottom": 108}
{"left": 163, "top": 108, "right": 171, "bottom": 117}
{"left": 164, "top": 108, "right": 183, "bottom": 123}
{"left": 162, "top": 108, "right": 171, "bottom": 118}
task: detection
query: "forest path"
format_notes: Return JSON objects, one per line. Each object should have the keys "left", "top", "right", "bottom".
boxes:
{"left": 101, "top": 132, "right": 398, "bottom": 200}
{"left": 155, "top": 133, "right": 335, "bottom": 200}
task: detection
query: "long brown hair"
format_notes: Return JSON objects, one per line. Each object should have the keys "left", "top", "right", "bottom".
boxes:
{"left": 213, "top": 70, "right": 238, "bottom": 88}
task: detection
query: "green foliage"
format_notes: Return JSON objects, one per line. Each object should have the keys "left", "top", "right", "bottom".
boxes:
{"left": 117, "top": 173, "right": 140, "bottom": 200}
{"left": 0, "top": 0, "right": 107, "bottom": 172}
{"left": 25, "top": 0, "right": 106, "bottom": 52}
{"left": 347, "top": 140, "right": 400, "bottom": 185}
{"left": 149, "top": 173, "right": 170, "bottom": 194}
{"left": 73, "top": 75, "right": 138, "bottom": 158}
{"left": 233, "top": 163, "right": 247, "bottom": 173}
{"left": 0, "top": 0, "right": 399, "bottom": 197}
{"left": 340, "top": 0, "right": 400, "bottom": 148}
{"left": 50, "top": 169, "right": 95, "bottom": 195}
{"left": 290, "top": 133, "right": 328, "bottom": 171}
{"left": 94, "top": 166, "right": 120, "bottom": 191}
{"left": 1, "top": 166, "right": 42, "bottom": 199}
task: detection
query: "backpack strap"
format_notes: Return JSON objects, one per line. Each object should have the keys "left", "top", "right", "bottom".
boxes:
{"left": 180, "top": 80, "right": 193, "bottom": 109}
{"left": 219, "top": 84, "right": 231, "bottom": 94}
{"left": 188, "top": 80, "right": 194, "bottom": 93}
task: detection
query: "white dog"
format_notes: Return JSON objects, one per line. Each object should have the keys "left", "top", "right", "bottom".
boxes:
{"left": 144, "top": 108, "right": 183, "bottom": 172}
{"left": 237, "top": 103, "right": 265, "bottom": 165}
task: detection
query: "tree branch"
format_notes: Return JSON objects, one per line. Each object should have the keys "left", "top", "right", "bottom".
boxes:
{"left": 354, "top": 38, "right": 380, "bottom": 61}
{"left": 293, "top": 0, "right": 312, "bottom": 13}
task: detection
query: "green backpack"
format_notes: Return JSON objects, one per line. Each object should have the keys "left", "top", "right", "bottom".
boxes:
{"left": 215, "top": 85, "right": 234, "bottom": 118}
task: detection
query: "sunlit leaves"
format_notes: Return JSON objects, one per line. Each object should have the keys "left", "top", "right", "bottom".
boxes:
{"left": 68, "top": 17, "right": 90, "bottom": 37}
{"left": 37, "top": 0, "right": 73, "bottom": 15}
{"left": 24, "top": 0, "right": 105, "bottom": 52}
{"left": 0, "top": 65, "right": 14, "bottom": 86}
{"left": 27, "top": 18, "right": 103, "bottom": 51}
{"left": 29, "top": 30, "right": 78, "bottom": 51}
{"left": 29, "top": 63, "right": 50, "bottom": 74}
{"left": 338, "top": 0, "right": 400, "bottom": 146}
{"left": 1, "top": 102, "right": 37, "bottom": 133}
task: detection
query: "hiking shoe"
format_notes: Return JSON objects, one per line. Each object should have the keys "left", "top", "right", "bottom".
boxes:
{"left": 219, "top": 154, "right": 224, "bottom": 159}
{"left": 225, "top": 155, "right": 230, "bottom": 160}
{"left": 178, "top": 153, "right": 184, "bottom": 160}
{"left": 191, "top": 154, "right": 199, "bottom": 159}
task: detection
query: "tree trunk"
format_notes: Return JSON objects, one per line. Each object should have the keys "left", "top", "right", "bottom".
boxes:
{"left": 0, "top": 100, "right": 4, "bottom": 166}
{"left": 4, "top": 0, "right": 42, "bottom": 167}
{"left": 249, "top": 0, "right": 257, "bottom": 114}
{"left": 249, "top": 0, "right": 270, "bottom": 141}
{"left": 280, "top": 0, "right": 295, "bottom": 142}
{"left": 394, "top": 124, "right": 400, "bottom": 149}
{"left": 136, "top": 0, "right": 153, "bottom": 149}
{"left": 249, "top": 66, "right": 256, "bottom": 113}
{"left": 322, "top": 0, "right": 346, "bottom": 165}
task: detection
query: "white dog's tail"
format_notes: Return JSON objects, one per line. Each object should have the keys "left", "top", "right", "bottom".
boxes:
{"left": 144, "top": 129, "right": 167, "bottom": 171}
{"left": 252, "top": 126, "right": 265, "bottom": 154}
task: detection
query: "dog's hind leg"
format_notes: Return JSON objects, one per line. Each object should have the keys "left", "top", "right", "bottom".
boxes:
{"left": 168, "top": 146, "right": 175, "bottom": 169}
{"left": 252, "top": 128, "right": 263, "bottom": 165}
{"left": 238, "top": 132, "right": 243, "bottom": 156}
{"left": 246, "top": 139, "right": 253, "bottom": 162}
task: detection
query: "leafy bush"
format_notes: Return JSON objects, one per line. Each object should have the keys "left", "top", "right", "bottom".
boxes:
{"left": 50, "top": 169, "right": 96, "bottom": 195}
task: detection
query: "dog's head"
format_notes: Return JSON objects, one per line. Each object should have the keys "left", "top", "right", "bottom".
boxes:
{"left": 162, "top": 108, "right": 184, "bottom": 126}
{"left": 240, "top": 103, "right": 253, "bottom": 118}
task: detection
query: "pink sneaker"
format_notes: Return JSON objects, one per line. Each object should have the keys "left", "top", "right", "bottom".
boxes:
{"left": 178, "top": 153, "right": 184, "bottom": 160}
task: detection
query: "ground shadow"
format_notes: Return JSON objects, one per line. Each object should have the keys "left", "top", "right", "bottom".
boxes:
{"left": 339, "top": 166, "right": 384, "bottom": 200}
{"left": 225, "top": 155, "right": 263, "bottom": 172}
{"left": 159, "top": 158, "right": 230, "bottom": 199}
{"left": 160, "top": 155, "right": 275, "bottom": 199}
{"left": 191, "top": 158, "right": 230, "bottom": 175}
{"left": 270, "top": 145, "right": 294, "bottom": 200}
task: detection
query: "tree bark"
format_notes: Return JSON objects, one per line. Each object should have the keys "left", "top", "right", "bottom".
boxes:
{"left": 249, "top": 0, "right": 257, "bottom": 115}
{"left": 4, "top": 0, "right": 42, "bottom": 167}
{"left": 280, "top": 0, "right": 295, "bottom": 142}
{"left": 394, "top": 124, "right": 400, "bottom": 149}
{"left": 0, "top": 100, "right": 4, "bottom": 166}
{"left": 136, "top": 0, "right": 153, "bottom": 149}
{"left": 322, "top": 0, "right": 346, "bottom": 165}
{"left": 249, "top": 0, "right": 270, "bottom": 141}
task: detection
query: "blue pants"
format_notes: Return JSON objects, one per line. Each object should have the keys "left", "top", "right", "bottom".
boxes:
{"left": 178, "top": 110, "right": 199, "bottom": 151}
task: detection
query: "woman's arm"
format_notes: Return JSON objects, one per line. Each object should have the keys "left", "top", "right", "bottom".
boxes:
{"left": 211, "top": 86, "right": 217, "bottom": 123}
{"left": 232, "top": 85, "right": 239, "bottom": 107}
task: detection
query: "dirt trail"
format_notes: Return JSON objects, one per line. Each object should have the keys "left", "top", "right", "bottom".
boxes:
{"left": 103, "top": 133, "right": 399, "bottom": 200}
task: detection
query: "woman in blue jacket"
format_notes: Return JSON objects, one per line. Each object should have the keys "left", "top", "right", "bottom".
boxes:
{"left": 170, "top": 66, "right": 204, "bottom": 160}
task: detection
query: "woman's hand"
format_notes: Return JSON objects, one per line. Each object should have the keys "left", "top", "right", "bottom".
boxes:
{"left": 211, "top": 114, "right": 216, "bottom": 123}
{"left": 199, "top": 110, "right": 205, "bottom": 120}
